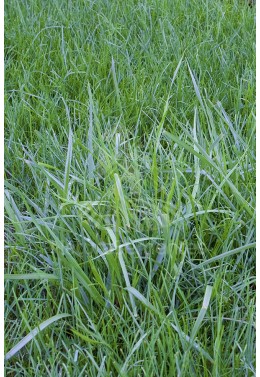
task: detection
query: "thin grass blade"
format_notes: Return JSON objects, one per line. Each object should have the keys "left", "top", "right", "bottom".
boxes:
{"left": 64, "top": 128, "right": 73, "bottom": 198}
{"left": 114, "top": 173, "right": 130, "bottom": 228}
{"left": 4, "top": 273, "right": 59, "bottom": 281}
{"left": 193, "top": 242, "right": 256, "bottom": 269}
{"left": 118, "top": 250, "right": 137, "bottom": 317}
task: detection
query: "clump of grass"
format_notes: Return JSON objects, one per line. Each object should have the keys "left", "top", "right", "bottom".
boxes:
{"left": 5, "top": 0, "right": 255, "bottom": 375}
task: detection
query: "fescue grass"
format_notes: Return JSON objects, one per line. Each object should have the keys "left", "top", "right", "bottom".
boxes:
{"left": 4, "top": 0, "right": 255, "bottom": 375}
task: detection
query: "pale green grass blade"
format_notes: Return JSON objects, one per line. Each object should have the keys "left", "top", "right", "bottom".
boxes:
{"left": 120, "top": 332, "right": 147, "bottom": 374}
{"left": 193, "top": 242, "right": 256, "bottom": 269}
{"left": 87, "top": 83, "right": 95, "bottom": 180}
{"left": 187, "top": 62, "right": 205, "bottom": 110}
{"left": 4, "top": 273, "right": 59, "bottom": 280}
{"left": 190, "top": 285, "right": 213, "bottom": 341}
{"left": 4, "top": 190, "right": 23, "bottom": 222}
{"left": 106, "top": 227, "right": 117, "bottom": 248}
{"left": 170, "top": 56, "right": 183, "bottom": 89}
{"left": 171, "top": 209, "right": 233, "bottom": 225}
{"left": 25, "top": 161, "right": 65, "bottom": 196}
{"left": 71, "top": 329, "right": 108, "bottom": 347}
{"left": 126, "top": 287, "right": 159, "bottom": 315}
{"left": 64, "top": 128, "right": 73, "bottom": 198}
{"left": 5, "top": 313, "right": 71, "bottom": 361}
{"left": 118, "top": 250, "right": 137, "bottom": 317}
{"left": 111, "top": 57, "right": 123, "bottom": 115}
{"left": 191, "top": 108, "right": 201, "bottom": 204}
{"left": 215, "top": 100, "right": 241, "bottom": 149}
{"left": 151, "top": 245, "right": 166, "bottom": 279}
{"left": 92, "top": 237, "right": 162, "bottom": 261}
{"left": 114, "top": 173, "right": 130, "bottom": 228}
{"left": 4, "top": 192, "right": 24, "bottom": 236}
{"left": 171, "top": 286, "right": 214, "bottom": 366}
{"left": 58, "top": 246, "right": 106, "bottom": 306}
{"left": 152, "top": 95, "right": 170, "bottom": 198}
{"left": 170, "top": 322, "right": 213, "bottom": 363}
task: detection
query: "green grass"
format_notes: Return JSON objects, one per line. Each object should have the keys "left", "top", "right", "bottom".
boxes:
{"left": 4, "top": 0, "right": 255, "bottom": 375}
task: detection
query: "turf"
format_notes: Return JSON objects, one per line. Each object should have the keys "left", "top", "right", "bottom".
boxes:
{"left": 4, "top": 0, "right": 256, "bottom": 375}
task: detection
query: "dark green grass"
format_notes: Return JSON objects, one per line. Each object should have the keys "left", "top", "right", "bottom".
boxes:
{"left": 5, "top": 0, "right": 255, "bottom": 375}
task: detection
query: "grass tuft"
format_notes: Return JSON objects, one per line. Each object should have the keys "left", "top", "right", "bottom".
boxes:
{"left": 5, "top": 0, "right": 255, "bottom": 375}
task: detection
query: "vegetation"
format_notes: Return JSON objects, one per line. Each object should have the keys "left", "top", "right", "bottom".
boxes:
{"left": 5, "top": 0, "right": 255, "bottom": 375}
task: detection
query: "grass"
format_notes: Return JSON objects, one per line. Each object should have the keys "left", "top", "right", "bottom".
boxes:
{"left": 4, "top": 0, "right": 255, "bottom": 375}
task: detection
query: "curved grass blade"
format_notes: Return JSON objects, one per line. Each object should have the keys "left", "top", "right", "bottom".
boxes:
{"left": 170, "top": 286, "right": 214, "bottom": 364}
{"left": 5, "top": 313, "right": 71, "bottom": 361}
{"left": 193, "top": 242, "right": 256, "bottom": 269}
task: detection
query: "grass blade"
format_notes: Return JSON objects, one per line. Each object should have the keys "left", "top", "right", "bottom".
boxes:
{"left": 170, "top": 322, "right": 213, "bottom": 363}
{"left": 120, "top": 332, "right": 147, "bottom": 373}
{"left": 4, "top": 273, "right": 59, "bottom": 281}
{"left": 87, "top": 83, "right": 95, "bottom": 180}
{"left": 5, "top": 313, "right": 71, "bottom": 361}
{"left": 118, "top": 250, "right": 137, "bottom": 317}
{"left": 114, "top": 173, "right": 130, "bottom": 228}
{"left": 126, "top": 287, "right": 159, "bottom": 315}
{"left": 190, "top": 285, "right": 213, "bottom": 341}
{"left": 111, "top": 57, "right": 123, "bottom": 115}
{"left": 187, "top": 62, "right": 205, "bottom": 110}
{"left": 193, "top": 242, "right": 256, "bottom": 269}
{"left": 64, "top": 128, "right": 73, "bottom": 198}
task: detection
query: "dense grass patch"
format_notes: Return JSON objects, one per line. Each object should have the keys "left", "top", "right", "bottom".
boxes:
{"left": 5, "top": 0, "right": 255, "bottom": 375}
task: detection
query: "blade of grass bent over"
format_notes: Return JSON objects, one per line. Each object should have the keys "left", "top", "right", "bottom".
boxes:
{"left": 5, "top": 313, "right": 71, "bottom": 361}
{"left": 193, "top": 242, "right": 256, "bottom": 269}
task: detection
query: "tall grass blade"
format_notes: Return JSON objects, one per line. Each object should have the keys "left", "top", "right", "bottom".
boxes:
{"left": 120, "top": 332, "right": 147, "bottom": 373}
{"left": 114, "top": 173, "right": 130, "bottom": 228}
{"left": 64, "top": 128, "right": 73, "bottom": 198}
{"left": 111, "top": 57, "right": 123, "bottom": 115}
{"left": 87, "top": 86, "right": 95, "bottom": 180}
{"left": 118, "top": 250, "right": 137, "bottom": 317}
{"left": 187, "top": 63, "right": 205, "bottom": 110}
{"left": 190, "top": 285, "right": 213, "bottom": 341}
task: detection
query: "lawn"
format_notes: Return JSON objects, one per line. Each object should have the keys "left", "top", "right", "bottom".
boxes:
{"left": 4, "top": 0, "right": 256, "bottom": 376}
